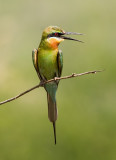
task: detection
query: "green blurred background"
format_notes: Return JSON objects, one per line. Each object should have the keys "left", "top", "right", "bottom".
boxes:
{"left": 0, "top": 0, "right": 116, "bottom": 159}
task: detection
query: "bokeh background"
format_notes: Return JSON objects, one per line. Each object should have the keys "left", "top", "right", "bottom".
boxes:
{"left": 0, "top": 0, "right": 116, "bottom": 159}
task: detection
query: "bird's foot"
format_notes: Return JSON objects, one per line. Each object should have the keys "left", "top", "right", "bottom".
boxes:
{"left": 54, "top": 77, "right": 57, "bottom": 81}
{"left": 39, "top": 80, "right": 45, "bottom": 87}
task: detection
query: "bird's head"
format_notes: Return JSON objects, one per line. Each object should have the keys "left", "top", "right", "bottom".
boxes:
{"left": 40, "top": 26, "right": 83, "bottom": 49}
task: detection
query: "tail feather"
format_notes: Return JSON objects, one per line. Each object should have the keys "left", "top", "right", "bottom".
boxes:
{"left": 53, "top": 122, "right": 56, "bottom": 144}
{"left": 47, "top": 93, "right": 57, "bottom": 122}
{"left": 47, "top": 93, "right": 57, "bottom": 144}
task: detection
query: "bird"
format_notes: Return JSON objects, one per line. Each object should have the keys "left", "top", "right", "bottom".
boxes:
{"left": 32, "top": 26, "right": 83, "bottom": 144}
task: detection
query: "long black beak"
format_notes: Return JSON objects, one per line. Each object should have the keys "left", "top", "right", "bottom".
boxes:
{"left": 61, "top": 32, "right": 84, "bottom": 43}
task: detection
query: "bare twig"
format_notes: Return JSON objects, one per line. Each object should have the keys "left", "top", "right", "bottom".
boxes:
{"left": 0, "top": 84, "right": 41, "bottom": 105}
{"left": 0, "top": 70, "right": 103, "bottom": 105}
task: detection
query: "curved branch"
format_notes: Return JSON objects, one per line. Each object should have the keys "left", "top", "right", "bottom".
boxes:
{"left": 0, "top": 70, "right": 103, "bottom": 105}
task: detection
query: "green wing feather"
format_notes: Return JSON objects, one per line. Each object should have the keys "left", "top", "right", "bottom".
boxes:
{"left": 32, "top": 48, "right": 42, "bottom": 81}
{"left": 57, "top": 49, "right": 63, "bottom": 77}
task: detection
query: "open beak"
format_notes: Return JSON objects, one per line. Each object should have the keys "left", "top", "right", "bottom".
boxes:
{"left": 60, "top": 32, "right": 84, "bottom": 43}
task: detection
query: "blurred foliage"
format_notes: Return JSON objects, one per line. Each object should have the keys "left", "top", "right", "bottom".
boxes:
{"left": 0, "top": 0, "right": 116, "bottom": 159}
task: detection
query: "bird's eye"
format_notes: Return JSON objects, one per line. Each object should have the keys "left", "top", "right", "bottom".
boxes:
{"left": 54, "top": 33, "right": 58, "bottom": 36}
{"left": 48, "top": 32, "right": 62, "bottom": 38}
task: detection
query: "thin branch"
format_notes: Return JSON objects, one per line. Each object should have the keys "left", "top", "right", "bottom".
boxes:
{"left": 0, "top": 84, "right": 41, "bottom": 105}
{"left": 0, "top": 70, "right": 103, "bottom": 105}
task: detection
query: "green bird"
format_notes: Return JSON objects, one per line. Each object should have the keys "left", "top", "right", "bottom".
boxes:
{"left": 32, "top": 26, "right": 83, "bottom": 144}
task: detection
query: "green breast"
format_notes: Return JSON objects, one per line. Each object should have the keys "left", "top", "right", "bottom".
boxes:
{"left": 38, "top": 49, "right": 58, "bottom": 80}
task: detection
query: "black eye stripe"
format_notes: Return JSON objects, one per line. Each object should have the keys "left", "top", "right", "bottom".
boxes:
{"left": 48, "top": 32, "right": 64, "bottom": 38}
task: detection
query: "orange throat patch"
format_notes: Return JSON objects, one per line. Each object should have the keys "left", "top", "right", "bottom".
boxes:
{"left": 47, "top": 37, "right": 64, "bottom": 49}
